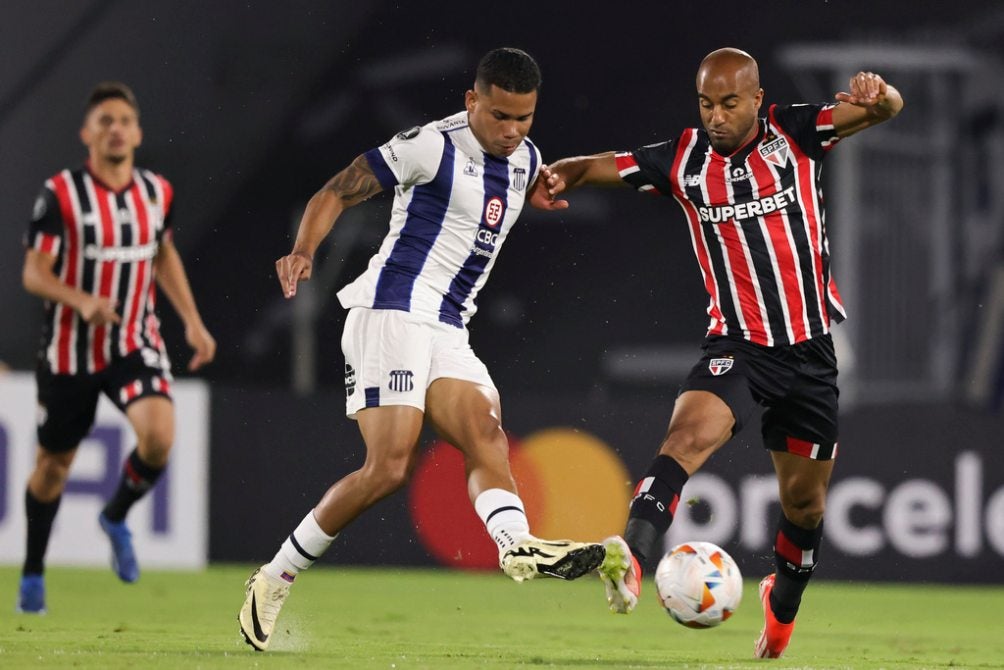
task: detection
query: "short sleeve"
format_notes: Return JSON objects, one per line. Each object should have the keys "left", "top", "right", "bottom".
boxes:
{"left": 160, "top": 176, "right": 175, "bottom": 242}
{"left": 24, "top": 186, "right": 63, "bottom": 256}
{"left": 616, "top": 139, "right": 677, "bottom": 196}
{"left": 363, "top": 124, "right": 445, "bottom": 190}
{"left": 527, "top": 140, "right": 542, "bottom": 188}
{"left": 769, "top": 103, "right": 841, "bottom": 161}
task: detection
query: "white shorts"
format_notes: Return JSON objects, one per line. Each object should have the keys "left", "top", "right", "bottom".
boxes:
{"left": 341, "top": 307, "right": 496, "bottom": 419}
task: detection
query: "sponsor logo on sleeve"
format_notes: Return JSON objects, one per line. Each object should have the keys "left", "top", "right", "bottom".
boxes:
{"left": 396, "top": 126, "right": 421, "bottom": 140}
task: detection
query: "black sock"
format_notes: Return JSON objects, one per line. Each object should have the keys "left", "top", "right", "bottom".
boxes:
{"left": 624, "top": 454, "right": 689, "bottom": 565}
{"left": 24, "top": 488, "right": 61, "bottom": 576}
{"left": 101, "top": 448, "right": 165, "bottom": 522}
{"left": 769, "top": 515, "right": 823, "bottom": 624}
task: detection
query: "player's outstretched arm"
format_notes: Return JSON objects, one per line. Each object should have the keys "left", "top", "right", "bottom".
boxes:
{"left": 22, "top": 248, "right": 120, "bottom": 325}
{"left": 528, "top": 152, "right": 624, "bottom": 212}
{"left": 276, "top": 154, "right": 383, "bottom": 298}
{"left": 831, "top": 71, "right": 903, "bottom": 138}
{"left": 528, "top": 165, "right": 569, "bottom": 211}
{"left": 154, "top": 237, "right": 216, "bottom": 371}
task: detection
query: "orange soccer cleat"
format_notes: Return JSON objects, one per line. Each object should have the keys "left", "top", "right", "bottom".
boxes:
{"left": 754, "top": 574, "right": 796, "bottom": 658}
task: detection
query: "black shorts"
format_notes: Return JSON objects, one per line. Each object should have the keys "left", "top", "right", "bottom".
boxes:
{"left": 679, "top": 334, "right": 839, "bottom": 460}
{"left": 36, "top": 351, "right": 173, "bottom": 453}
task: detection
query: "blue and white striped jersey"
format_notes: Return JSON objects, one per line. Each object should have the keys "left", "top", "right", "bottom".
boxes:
{"left": 336, "top": 111, "right": 540, "bottom": 327}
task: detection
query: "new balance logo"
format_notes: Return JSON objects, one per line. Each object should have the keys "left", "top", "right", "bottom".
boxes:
{"left": 388, "top": 369, "right": 414, "bottom": 392}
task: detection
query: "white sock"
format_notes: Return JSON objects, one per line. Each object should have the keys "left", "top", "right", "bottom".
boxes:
{"left": 474, "top": 488, "right": 532, "bottom": 553}
{"left": 264, "top": 510, "right": 337, "bottom": 583}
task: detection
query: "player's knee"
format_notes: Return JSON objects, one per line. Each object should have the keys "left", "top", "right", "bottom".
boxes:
{"left": 362, "top": 452, "right": 415, "bottom": 496}
{"left": 463, "top": 423, "right": 508, "bottom": 464}
{"left": 34, "top": 454, "right": 71, "bottom": 491}
{"left": 141, "top": 433, "right": 174, "bottom": 461}
{"left": 135, "top": 428, "right": 174, "bottom": 467}
{"left": 661, "top": 425, "right": 718, "bottom": 463}
{"left": 465, "top": 413, "right": 506, "bottom": 448}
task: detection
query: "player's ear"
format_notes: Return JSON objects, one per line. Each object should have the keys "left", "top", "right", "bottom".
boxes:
{"left": 136, "top": 124, "right": 143, "bottom": 149}
{"left": 753, "top": 87, "right": 764, "bottom": 111}
{"left": 464, "top": 88, "right": 477, "bottom": 114}
{"left": 79, "top": 124, "right": 90, "bottom": 148}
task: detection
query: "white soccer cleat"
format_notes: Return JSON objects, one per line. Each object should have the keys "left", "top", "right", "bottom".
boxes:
{"left": 500, "top": 538, "right": 605, "bottom": 583}
{"left": 598, "top": 535, "right": 641, "bottom": 614}
{"left": 238, "top": 566, "right": 291, "bottom": 651}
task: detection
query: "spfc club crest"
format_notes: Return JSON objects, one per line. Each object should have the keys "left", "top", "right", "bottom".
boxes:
{"left": 708, "top": 357, "right": 734, "bottom": 376}
{"left": 758, "top": 136, "right": 791, "bottom": 168}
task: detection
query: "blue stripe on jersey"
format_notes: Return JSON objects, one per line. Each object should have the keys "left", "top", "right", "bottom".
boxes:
{"left": 438, "top": 152, "right": 510, "bottom": 327}
{"left": 363, "top": 148, "right": 399, "bottom": 190}
{"left": 364, "top": 387, "right": 380, "bottom": 408}
{"left": 372, "top": 134, "right": 456, "bottom": 311}
{"left": 524, "top": 138, "right": 538, "bottom": 190}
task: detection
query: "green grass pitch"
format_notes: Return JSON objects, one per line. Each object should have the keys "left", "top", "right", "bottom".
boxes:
{"left": 1, "top": 565, "right": 1002, "bottom": 669}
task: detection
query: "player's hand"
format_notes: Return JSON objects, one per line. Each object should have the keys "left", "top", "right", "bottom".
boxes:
{"left": 275, "top": 251, "right": 313, "bottom": 298}
{"left": 835, "top": 72, "right": 893, "bottom": 116}
{"left": 185, "top": 322, "right": 216, "bottom": 371}
{"left": 77, "top": 295, "right": 121, "bottom": 326}
{"left": 528, "top": 165, "right": 570, "bottom": 212}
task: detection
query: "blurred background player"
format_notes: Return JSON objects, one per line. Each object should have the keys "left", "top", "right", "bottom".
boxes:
{"left": 238, "top": 48, "right": 604, "bottom": 651}
{"left": 532, "top": 48, "right": 903, "bottom": 658}
{"left": 18, "top": 81, "right": 216, "bottom": 613}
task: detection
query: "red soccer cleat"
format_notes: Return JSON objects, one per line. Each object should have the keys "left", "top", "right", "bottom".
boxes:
{"left": 754, "top": 574, "right": 796, "bottom": 658}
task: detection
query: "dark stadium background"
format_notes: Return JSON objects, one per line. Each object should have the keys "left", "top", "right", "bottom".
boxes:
{"left": 1, "top": 1, "right": 1002, "bottom": 581}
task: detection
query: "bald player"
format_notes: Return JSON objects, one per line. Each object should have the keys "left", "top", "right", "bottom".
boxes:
{"left": 531, "top": 48, "right": 903, "bottom": 658}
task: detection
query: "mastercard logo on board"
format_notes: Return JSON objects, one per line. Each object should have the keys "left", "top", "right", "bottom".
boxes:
{"left": 408, "top": 427, "right": 632, "bottom": 570}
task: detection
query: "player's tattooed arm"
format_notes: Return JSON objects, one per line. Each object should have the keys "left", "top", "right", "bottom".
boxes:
{"left": 277, "top": 154, "right": 384, "bottom": 298}
{"left": 320, "top": 154, "right": 383, "bottom": 207}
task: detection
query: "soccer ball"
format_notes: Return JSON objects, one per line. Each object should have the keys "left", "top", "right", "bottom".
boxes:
{"left": 654, "top": 541, "right": 743, "bottom": 628}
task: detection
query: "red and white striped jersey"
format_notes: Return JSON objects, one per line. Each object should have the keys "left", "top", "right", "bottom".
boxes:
{"left": 616, "top": 103, "right": 845, "bottom": 347}
{"left": 25, "top": 165, "right": 174, "bottom": 375}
